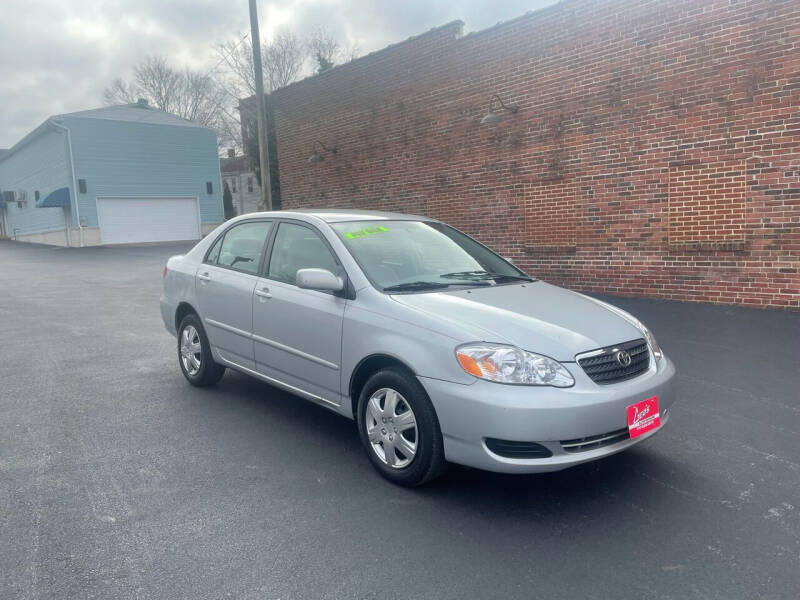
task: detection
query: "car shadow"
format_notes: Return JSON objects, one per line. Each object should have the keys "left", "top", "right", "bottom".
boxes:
{"left": 200, "top": 369, "right": 680, "bottom": 518}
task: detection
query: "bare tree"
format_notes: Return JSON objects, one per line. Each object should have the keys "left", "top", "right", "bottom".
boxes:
{"left": 307, "top": 26, "right": 361, "bottom": 74}
{"left": 103, "top": 78, "right": 138, "bottom": 105}
{"left": 133, "top": 56, "right": 182, "bottom": 111}
{"left": 307, "top": 26, "right": 339, "bottom": 73}
{"left": 343, "top": 41, "right": 362, "bottom": 63}
{"left": 213, "top": 36, "right": 257, "bottom": 103}
{"left": 208, "top": 27, "right": 357, "bottom": 152}
{"left": 103, "top": 55, "right": 236, "bottom": 149}
{"left": 176, "top": 70, "right": 226, "bottom": 124}
{"left": 214, "top": 30, "right": 305, "bottom": 97}
{"left": 264, "top": 32, "right": 306, "bottom": 90}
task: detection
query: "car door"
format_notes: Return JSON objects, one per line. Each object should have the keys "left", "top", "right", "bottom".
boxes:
{"left": 252, "top": 220, "right": 347, "bottom": 404}
{"left": 195, "top": 220, "right": 273, "bottom": 370}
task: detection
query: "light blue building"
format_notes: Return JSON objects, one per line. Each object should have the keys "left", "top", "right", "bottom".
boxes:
{"left": 0, "top": 101, "right": 223, "bottom": 246}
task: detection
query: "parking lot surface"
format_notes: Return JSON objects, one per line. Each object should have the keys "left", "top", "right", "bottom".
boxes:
{"left": 1, "top": 240, "right": 798, "bottom": 600}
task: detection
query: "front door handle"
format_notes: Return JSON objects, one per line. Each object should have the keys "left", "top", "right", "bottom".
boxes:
{"left": 198, "top": 272, "right": 211, "bottom": 282}
{"left": 255, "top": 287, "right": 272, "bottom": 300}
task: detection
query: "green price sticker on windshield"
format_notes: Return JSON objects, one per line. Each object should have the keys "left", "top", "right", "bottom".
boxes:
{"left": 344, "top": 225, "right": 388, "bottom": 240}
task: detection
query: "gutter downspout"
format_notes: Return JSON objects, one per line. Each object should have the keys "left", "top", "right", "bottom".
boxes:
{"left": 50, "top": 120, "right": 83, "bottom": 247}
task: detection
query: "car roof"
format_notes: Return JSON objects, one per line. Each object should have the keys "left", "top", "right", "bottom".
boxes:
{"left": 240, "top": 209, "right": 435, "bottom": 223}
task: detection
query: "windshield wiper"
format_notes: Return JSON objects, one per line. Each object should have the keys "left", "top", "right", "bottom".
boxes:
{"left": 440, "top": 270, "right": 534, "bottom": 282}
{"left": 383, "top": 281, "right": 453, "bottom": 292}
{"left": 383, "top": 279, "right": 492, "bottom": 292}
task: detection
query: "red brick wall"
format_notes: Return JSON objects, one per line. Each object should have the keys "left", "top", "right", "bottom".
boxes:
{"left": 245, "top": 0, "right": 800, "bottom": 308}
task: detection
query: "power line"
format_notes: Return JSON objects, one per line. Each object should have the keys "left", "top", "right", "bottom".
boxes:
{"left": 201, "top": 30, "right": 251, "bottom": 80}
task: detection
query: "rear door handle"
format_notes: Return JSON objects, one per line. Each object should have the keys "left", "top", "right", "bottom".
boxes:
{"left": 255, "top": 287, "right": 272, "bottom": 300}
{"left": 198, "top": 272, "right": 211, "bottom": 282}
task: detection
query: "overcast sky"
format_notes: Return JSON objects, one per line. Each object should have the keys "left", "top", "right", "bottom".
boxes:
{"left": 0, "top": 0, "right": 558, "bottom": 148}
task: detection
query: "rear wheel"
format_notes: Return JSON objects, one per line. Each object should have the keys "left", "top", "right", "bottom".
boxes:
{"left": 177, "top": 313, "right": 225, "bottom": 386}
{"left": 357, "top": 367, "right": 446, "bottom": 486}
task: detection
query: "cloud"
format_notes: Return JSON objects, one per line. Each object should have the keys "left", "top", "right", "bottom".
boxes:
{"left": 0, "top": 0, "right": 556, "bottom": 147}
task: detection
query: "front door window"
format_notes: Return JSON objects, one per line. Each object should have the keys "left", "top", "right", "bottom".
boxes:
{"left": 268, "top": 222, "right": 341, "bottom": 284}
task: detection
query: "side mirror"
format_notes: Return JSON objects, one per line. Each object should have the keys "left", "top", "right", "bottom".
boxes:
{"left": 296, "top": 268, "right": 344, "bottom": 292}
{"left": 503, "top": 256, "right": 516, "bottom": 266}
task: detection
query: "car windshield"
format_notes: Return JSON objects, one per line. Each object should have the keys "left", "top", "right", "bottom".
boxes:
{"left": 331, "top": 220, "right": 533, "bottom": 292}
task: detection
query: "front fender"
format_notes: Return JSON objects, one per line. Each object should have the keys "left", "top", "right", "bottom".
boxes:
{"left": 340, "top": 296, "right": 476, "bottom": 398}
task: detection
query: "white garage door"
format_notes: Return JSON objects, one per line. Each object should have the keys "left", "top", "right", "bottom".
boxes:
{"left": 97, "top": 197, "right": 201, "bottom": 245}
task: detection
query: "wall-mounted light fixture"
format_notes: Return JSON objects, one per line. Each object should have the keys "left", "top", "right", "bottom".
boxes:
{"left": 480, "top": 94, "right": 519, "bottom": 125}
{"left": 308, "top": 140, "right": 338, "bottom": 164}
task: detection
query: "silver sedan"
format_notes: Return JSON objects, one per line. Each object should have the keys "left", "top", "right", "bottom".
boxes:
{"left": 161, "top": 210, "right": 676, "bottom": 486}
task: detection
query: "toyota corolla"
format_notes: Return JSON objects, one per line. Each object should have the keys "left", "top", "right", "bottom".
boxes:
{"left": 161, "top": 210, "right": 676, "bottom": 486}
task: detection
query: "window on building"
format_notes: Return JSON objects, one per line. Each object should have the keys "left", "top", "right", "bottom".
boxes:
{"left": 34, "top": 191, "right": 40, "bottom": 202}
{"left": 231, "top": 179, "right": 237, "bottom": 193}
{"left": 206, "top": 181, "right": 213, "bottom": 195}
{"left": 78, "top": 179, "right": 87, "bottom": 193}
{"left": 247, "top": 177, "right": 254, "bottom": 193}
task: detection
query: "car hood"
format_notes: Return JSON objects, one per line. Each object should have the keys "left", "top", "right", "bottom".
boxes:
{"left": 390, "top": 281, "right": 643, "bottom": 361}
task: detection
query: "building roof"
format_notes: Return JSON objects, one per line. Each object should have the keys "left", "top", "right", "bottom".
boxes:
{"left": 55, "top": 103, "right": 206, "bottom": 129}
{"left": 0, "top": 102, "right": 208, "bottom": 164}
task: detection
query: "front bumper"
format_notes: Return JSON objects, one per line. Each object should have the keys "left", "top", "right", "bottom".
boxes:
{"left": 418, "top": 355, "right": 676, "bottom": 474}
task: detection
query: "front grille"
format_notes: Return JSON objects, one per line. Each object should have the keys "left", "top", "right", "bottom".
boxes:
{"left": 485, "top": 438, "right": 553, "bottom": 459}
{"left": 561, "top": 427, "right": 630, "bottom": 453}
{"left": 577, "top": 338, "right": 650, "bottom": 384}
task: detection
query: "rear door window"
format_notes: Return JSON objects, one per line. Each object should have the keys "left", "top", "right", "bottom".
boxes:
{"left": 211, "top": 221, "right": 273, "bottom": 275}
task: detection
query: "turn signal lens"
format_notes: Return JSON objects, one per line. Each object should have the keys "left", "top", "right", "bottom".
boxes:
{"left": 162, "top": 265, "right": 168, "bottom": 278}
{"left": 455, "top": 343, "right": 574, "bottom": 387}
{"left": 456, "top": 353, "right": 483, "bottom": 377}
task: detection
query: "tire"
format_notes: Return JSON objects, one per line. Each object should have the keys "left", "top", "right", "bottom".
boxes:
{"left": 357, "top": 367, "right": 446, "bottom": 486}
{"left": 177, "top": 313, "right": 225, "bottom": 387}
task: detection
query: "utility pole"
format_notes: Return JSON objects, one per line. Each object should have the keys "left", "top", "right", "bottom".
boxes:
{"left": 248, "top": 0, "right": 272, "bottom": 211}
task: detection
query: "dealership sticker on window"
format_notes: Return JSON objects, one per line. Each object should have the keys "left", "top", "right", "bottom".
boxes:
{"left": 344, "top": 226, "right": 388, "bottom": 239}
{"left": 626, "top": 396, "right": 660, "bottom": 439}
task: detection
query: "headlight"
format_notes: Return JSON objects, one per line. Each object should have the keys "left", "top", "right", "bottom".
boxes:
{"left": 639, "top": 323, "right": 663, "bottom": 362}
{"left": 455, "top": 343, "right": 574, "bottom": 387}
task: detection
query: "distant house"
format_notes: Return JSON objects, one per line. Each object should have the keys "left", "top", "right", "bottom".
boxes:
{"left": 0, "top": 100, "right": 223, "bottom": 246}
{"left": 220, "top": 150, "right": 262, "bottom": 216}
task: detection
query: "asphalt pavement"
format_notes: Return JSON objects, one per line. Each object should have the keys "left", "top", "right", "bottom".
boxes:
{"left": 0, "top": 239, "right": 798, "bottom": 600}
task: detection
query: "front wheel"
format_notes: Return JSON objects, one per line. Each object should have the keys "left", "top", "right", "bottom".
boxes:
{"left": 357, "top": 368, "right": 446, "bottom": 486}
{"left": 177, "top": 313, "right": 225, "bottom": 386}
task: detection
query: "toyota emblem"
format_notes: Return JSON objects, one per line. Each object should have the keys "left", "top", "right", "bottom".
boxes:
{"left": 615, "top": 350, "right": 632, "bottom": 366}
